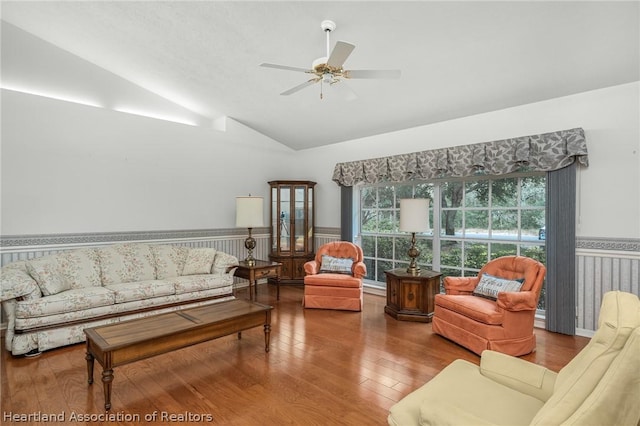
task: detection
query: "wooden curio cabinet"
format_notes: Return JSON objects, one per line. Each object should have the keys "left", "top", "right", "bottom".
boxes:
{"left": 268, "top": 180, "right": 316, "bottom": 283}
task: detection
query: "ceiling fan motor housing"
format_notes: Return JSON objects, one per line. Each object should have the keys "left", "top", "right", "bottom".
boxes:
{"left": 321, "top": 20, "right": 336, "bottom": 32}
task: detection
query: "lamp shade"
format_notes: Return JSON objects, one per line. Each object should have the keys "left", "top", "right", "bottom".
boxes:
{"left": 400, "top": 199, "right": 430, "bottom": 232}
{"left": 236, "top": 196, "right": 264, "bottom": 228}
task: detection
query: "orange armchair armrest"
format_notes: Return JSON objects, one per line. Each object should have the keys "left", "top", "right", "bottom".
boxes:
{"left": 353, "top": 262, "right": 367, "bottom": 279}
{"left": 497, "top": 291, "right": 538, "bottom": 311}
{"left": 304, "top": 260, "right": 319, "bottom": 276}
{"left": 443, "top": 276, "right": 479, "bottom": 295}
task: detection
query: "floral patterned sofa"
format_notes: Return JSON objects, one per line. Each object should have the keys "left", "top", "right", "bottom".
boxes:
{"left": 1, "top": 243, "right": 239, "bottom": 356}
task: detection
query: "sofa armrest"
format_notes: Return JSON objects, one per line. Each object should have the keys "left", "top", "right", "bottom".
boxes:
{"left": 304, "top": 260, "right": 319, "bottom": 275}
{"left": 497, "top": 290, "right": 538, "bottom": 311}
{"left": 211, "top": 252, "right": 239, "bottom": 275}
{"left": 480, "top": 350, "right": 556, "bottom": 402}
{"left": 1, "top": 267, "right": 42, "bottom": 302}
{"left": 443, "top": 276, "right": 478, "bottom": 295}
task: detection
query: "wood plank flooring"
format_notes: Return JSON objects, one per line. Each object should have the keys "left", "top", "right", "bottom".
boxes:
{"left": 1, "top": 285, "right": 589, "bottom": 425}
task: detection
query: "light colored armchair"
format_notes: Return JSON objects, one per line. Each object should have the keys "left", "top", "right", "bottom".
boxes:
{"left": 388, "top": 290, "right": 640, "bottom": 426}
{"left": 303, "top": 241, "right": 366, "bottom": 311}
{"left": 432, "top": 255, "right": 546, "bottom": 356}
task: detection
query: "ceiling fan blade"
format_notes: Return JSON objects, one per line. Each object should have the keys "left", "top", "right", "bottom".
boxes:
{"left": 280, "top": 78, "right": 320, "bottom": 96}
{"left": 344, "top": 69, "right": 401, "bottom": 79}
{"left": 327, "top": 41, "right": 355, "bottom": 68}
{"left": 260, "top": 63, "right": 312, "bottom": 73}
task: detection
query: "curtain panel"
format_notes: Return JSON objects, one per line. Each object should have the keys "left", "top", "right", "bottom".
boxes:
{"left": 332, "top": 127, "right": 588, "bottom": 186}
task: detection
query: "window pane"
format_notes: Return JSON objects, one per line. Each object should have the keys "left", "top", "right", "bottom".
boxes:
{"left": 415, "top": 183, "right": 434, "bottom": 200}
{"left": 361, "top": 209, "right": 377, "bottom": 232}
{"left": 465, "top": 180, "right": 489, "bottom": 207}
{"left": 441, "top": 209, "right": 462, "bottom": 236}
{"left": 378, "top": 186, "right": 394, "bottom": 208}
{"left": 377, "top": 236, "right": 394, "bottom": 259}
{"left": 362, "top": 235, "right": 376, "bottom": 257}
{"left": 363, "top": 258, "right": 374, "bottom": 280}
{"left": 378, "top": 210, "right": 395, "bottom": 232}
{"left": 490, "top": 243, "right": 517, "bottom": 259}
{"left": 441, "top": 240, "right": 462, "bottom": 269}
{"left": 465, "top": 210, "right": 489, "bottom": 238}
{"left": 491, "top": 178, "right": 518, "bottom": 207}
{"left": 522, "top": 209, "right": 545, "bottom": 241}
{"left": 361, "top": 187, "right": 377, "bottom": 208}
{"left": 442, "top": 181, "right": 463, "bottom": 208}
{"left": 521, "top": 176, "right": 545, "bottom": 207}
{"left": 376, "top": 260, "right": 393, "bottom": 281}
{"left": 464, "top": 242, "right": 488, "bottom": 270}
{"left": 395, "top": 185, "right": 414, "bottom": 205}
{"left": 492, "top": 209, "right": 518, "bottom": 239}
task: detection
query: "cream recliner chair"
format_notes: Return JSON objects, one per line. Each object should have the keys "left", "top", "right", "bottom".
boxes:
{"left": 388, "top": 291, "right": 640, "bottom": 426}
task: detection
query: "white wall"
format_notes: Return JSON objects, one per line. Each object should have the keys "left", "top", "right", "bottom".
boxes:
{"left": 1, "top": 90, "right": 294, "bottom": 234}
{"left": 1, "top": 23, "right": 296, "bottom": 235}
{"left": 294, "top": 82, "right": 640, "bottom": 239}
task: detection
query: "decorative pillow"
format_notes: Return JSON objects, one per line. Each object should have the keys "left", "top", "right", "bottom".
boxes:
{"left": 319, "top": 255, "right": 354, "bottom": 275}
{"left": 473, "top": 273, "right": 524, "bottom": 300}
{"left": 26, "top": 256, "right": 71, "bottom": 296}
{"left": 182, "top": 248, "right": 217, "bottom": 276}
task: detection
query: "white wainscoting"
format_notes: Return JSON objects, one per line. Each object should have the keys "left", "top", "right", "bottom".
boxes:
{"left": 576, "top": 247, "right": 640, "bottom": 335}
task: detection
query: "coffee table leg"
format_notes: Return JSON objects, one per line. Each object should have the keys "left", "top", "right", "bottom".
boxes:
{"left": 102, "top": 368, "right": 114, "bottom": 411}
{"left": 264, "top": 310, "right": 272, "bottom": 352}
{"left": 85, "top": 344, "right": 94, "bottom": 385}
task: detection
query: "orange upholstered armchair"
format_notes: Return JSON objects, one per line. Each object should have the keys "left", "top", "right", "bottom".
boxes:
{"left": 303, "top": 241, "right": 367, "bottom": 311}
{"left": 432, "top": 255, "right": 546, "bottom": 356}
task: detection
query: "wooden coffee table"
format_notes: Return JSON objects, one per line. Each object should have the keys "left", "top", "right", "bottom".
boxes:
{"left": 84, "top": 299, "right": 273, "bottom": 410}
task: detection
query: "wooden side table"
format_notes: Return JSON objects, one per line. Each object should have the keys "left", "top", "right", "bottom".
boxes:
{"left": 384, "top": 268, "right": 442, "bottom": 322}
{"left": 235, "top": 260, "right": 282, "bottom": 301}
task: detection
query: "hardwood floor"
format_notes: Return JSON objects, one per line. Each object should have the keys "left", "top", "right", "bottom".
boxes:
{"left": 1, "top": 285, "right": 589, "bottom": 425}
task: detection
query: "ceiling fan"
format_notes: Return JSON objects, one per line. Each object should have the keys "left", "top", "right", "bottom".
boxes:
{"left": 260, "top": 20, "right": 401, "bottom": 98}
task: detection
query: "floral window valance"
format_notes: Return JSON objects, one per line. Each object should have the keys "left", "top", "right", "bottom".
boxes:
{"left": 332, "top": 127, "right": 588, "bottom": 187}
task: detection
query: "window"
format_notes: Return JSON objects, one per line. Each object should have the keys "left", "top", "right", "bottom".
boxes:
{"left": 357, "top": 173, "right": 547, "bottom": 309}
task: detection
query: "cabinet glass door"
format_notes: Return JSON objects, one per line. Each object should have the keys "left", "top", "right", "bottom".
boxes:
{"left": 279, "top": 186, "right": 291, "bottom": 252}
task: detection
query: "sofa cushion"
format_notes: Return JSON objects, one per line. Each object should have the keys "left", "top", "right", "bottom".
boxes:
{"left": 26, "top": 256, "right": 72, "bottom": 296}
{"left": 304, "top": 273, "right": 362, "bottom": 288}
{"left": 15, "top": 287, "right": 115, "bottom": 318}
{"left": 97, "top": 244, "right": 156, "bottom": 285}
{"left": 150, "top": 244, "right": 189, "bottom": 279}
{"left": 473, "top": 273, "right": 524, "bottom": 300}
{"left": 55, "top": 248, "right": 102, "bottom": 289}
{"left": 434, "top": 294, "right": 504, "bottom": 325}
{"left": 104, "top": 280, "right": 176, "bottom": 304}
{"left": 319, "top": 255, "right": 354, "bottom": 274}
{"left": 168, "top": 275, "right": 231, "bottom": 294}
{"left": 182, "top": 248, "right": 217, "bottom": 276}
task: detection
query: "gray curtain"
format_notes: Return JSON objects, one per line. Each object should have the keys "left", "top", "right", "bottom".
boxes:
{"left": 340, "top": 186, "right": 353, "bottom": 242}
{"left": 545, "top": 163, "right": 577, "bottom": 334}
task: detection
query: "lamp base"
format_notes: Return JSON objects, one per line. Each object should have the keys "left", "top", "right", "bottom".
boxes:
{"left": 406, "top": 232, "right": 421, "bottom": 275}
{"left": 244, "top": 228, "right": 257, "bottom": 266}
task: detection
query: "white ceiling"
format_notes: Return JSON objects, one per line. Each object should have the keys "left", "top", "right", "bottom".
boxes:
{"left": 2, "top": 1, "right": 638, "bottom": 150}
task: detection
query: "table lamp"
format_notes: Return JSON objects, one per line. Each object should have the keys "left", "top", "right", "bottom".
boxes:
{"left": 236, "top": 195, "right": 264, "bottom": 266}
{"left": 399, "top": 198, "right": 430, "bottom": 275}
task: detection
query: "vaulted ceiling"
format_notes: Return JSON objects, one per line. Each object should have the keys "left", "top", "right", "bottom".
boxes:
{"left": 2, "top": 1, "right": 638, "bottom": 150}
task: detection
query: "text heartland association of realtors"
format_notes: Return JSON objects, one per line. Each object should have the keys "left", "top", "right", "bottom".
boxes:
{"left": 3, "top": 410, "right": 214, "bottom": 422}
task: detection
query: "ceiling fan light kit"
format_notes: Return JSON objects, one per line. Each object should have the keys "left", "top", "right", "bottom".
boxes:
{"left": 260, "top": 19, "right": 401, "bottom": 98}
